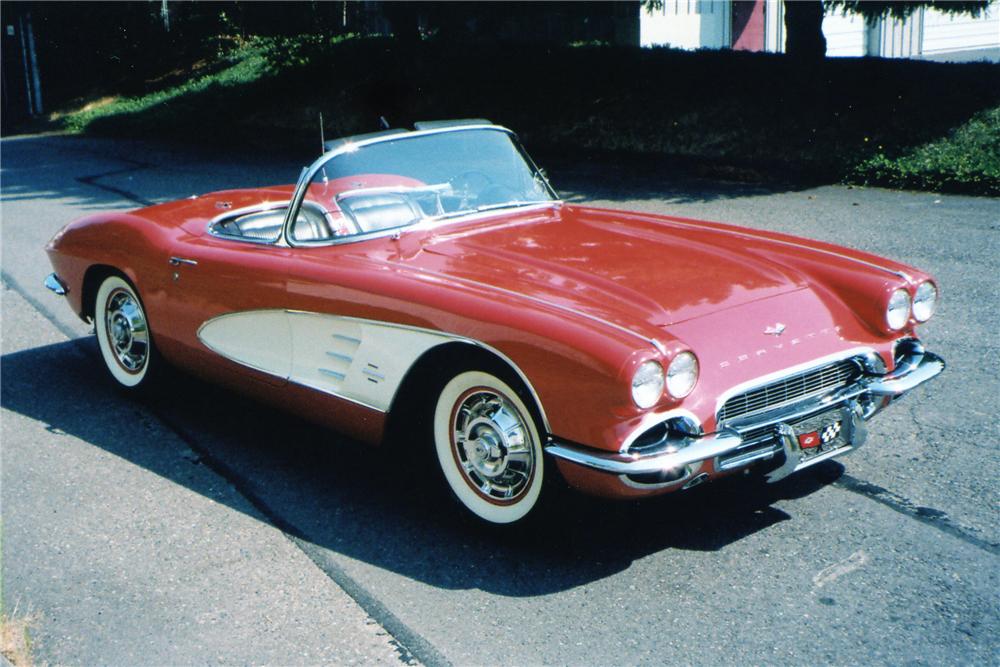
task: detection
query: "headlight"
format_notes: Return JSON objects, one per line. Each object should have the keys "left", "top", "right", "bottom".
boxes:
{"left": 666, "top": 351, "right": 699, "bottom": 398}
{"left": 631, "top": 360, "right": 665, "bottom": 409}
{"left": 886, "top": 288, "right": 911, "bottom": 330}
{"left": 912, "top": 281, "right": 937, "bottom": 322}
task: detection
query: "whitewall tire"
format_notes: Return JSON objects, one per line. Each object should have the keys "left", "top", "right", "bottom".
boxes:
{"left": 433, "top": 370, "right": 545, "bottom": 524}
{"left": 94, "top": 275, "right": 154, "bottom": 389}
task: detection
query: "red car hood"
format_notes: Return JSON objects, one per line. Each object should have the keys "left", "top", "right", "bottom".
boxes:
{"left": 406, "top": 205, "right": 807, "bottom": 329}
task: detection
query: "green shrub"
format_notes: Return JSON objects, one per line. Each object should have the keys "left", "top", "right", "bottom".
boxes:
{"left": 58, "top": 35, "right": 1000, "bottom": 196}
{"left": 850, "top": 106, "right": 1000, "bottom": 195}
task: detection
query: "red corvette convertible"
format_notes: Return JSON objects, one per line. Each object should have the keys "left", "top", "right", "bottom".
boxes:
{"left": 45, "top": 121, "right": 944, "bottom": 524}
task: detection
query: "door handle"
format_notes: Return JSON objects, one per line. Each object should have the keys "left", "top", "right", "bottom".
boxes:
{"left": 169, "top": 256, "right": 198, "bottom": 267}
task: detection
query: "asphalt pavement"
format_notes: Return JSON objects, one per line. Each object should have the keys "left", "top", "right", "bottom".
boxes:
{"left": 2, "top": 134, "right": 998, "bottom": 665}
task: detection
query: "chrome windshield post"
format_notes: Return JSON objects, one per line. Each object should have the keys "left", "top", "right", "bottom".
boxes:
{"left": 280, "top": 124, "right": 553, "bottom": 249}
{"left": 280, "top": 165, "right": 315, "bottom": 247}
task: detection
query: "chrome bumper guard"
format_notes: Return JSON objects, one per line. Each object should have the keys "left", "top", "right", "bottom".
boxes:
{"left": 44, "top": 273, "right": 67, "bottom": 295}
{"left": 546, "top": 346, "right": 944, "bottom": 482}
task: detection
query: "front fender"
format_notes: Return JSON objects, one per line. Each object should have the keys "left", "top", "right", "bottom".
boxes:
{"left": 46, "top": 212, "right": 170, "bottom": 320}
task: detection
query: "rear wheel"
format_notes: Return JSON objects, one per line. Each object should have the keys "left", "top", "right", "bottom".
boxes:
{"left": 432, "top": 370, "right": 545, "bottom": 524}
{"left": 94, "top": 275, "right": 156, "bottom": 389}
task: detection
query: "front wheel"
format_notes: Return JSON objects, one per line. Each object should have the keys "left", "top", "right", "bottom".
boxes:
{"left": 94, "top": 274, "right": 157, "bottom": 389}
{"left": 433, "top": 370, "right": 546, "bottom": 525}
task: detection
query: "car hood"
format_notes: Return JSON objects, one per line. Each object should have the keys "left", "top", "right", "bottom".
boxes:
{"left": 403, "top": 205, "right": 808, "bottom": 330}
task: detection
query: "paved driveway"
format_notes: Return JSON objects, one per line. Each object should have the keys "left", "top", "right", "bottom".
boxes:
{"left": 2, "top": 135, "right": 997, "bottom": 665}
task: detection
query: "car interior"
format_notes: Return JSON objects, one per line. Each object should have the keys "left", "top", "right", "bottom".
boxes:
{"left": 211, "top": 192, "right": 427, "bottom": 244}
{"left": 335, "top": 193, "right": 423, "bottom": 234}
{"left": 210, "top": 203, "right": 335, "bottom": 243}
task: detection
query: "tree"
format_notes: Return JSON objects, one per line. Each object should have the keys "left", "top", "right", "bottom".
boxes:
{"left": 784, "top": 1, "right": 826, "bottom": 60}
{"left": 784, "top": 0, "right": 992, "bottom": 60}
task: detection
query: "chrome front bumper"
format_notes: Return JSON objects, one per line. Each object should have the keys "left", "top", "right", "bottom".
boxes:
{"left": 44, "top": 273, "right": 67, "bottom": 295}
{"left": 546, "top": 428, "right": 744, "bottom": 476}
{"left": 546, "top": 345, "right": 944, "bottom": 483}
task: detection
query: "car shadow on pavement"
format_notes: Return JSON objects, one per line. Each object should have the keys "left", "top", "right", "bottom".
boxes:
{"left": 3, "top": 338, "right": 844, "bottom": 597}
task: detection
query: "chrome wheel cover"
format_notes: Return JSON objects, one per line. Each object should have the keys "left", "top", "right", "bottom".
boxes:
{"left": 451, "top": 388, "right": 535, "bottom": 504}
{"left": 104, "top": 288, "right": 149, "bottom": 374}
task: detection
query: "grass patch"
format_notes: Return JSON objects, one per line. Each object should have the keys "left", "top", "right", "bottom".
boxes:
{"left": 60, "top": 43, "right": 272, "bottom": 136}
{"left": 1, "top": 610, "right": 38, "bottom": 667}
{"left": 55, "top": 35, "right": 1000, "bottom": 195}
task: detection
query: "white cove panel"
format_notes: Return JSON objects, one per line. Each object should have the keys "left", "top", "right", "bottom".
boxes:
{"left": 201, "top": 310, "right": 457, "bottom": 411}
{"left": 287, "top": 312, "right": 447, "bottom": 411}
{"left": 198, "top": 310, "right": 291, "bottom": 378}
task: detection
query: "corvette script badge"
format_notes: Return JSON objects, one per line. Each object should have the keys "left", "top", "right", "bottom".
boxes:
{"left": 764, "top": 323, "right": 786, "bottom": 336}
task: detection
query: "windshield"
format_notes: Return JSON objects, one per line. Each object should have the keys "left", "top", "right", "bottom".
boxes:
{"left": 291, "top": 128, "right": 556, "bottom": 243}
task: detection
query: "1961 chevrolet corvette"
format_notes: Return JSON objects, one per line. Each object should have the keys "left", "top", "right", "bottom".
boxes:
{"left": 45, "top": 120, "right": 944, "bottom": 524}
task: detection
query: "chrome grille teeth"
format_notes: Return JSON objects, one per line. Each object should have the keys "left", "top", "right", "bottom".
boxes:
{"left": 719, "top": 360, "right": 861, "bottom": 422}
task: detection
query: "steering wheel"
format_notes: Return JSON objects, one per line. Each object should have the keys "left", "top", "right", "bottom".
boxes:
{"left": 477, "top": 184, "right": 520, "bottom": 206}
{"left": 449, "top": 170, "right": 494, "bottom": 208}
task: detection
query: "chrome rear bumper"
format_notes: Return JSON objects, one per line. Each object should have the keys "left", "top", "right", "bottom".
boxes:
{"left": 546, "top": 344, "right": 944, "bottom": 482}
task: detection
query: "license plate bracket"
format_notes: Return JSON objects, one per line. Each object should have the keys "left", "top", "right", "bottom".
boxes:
{"left": 792, "top": 411, "right": 848, "bottom": 460}
{"left": 766, "top": 401, "right": 868, "bottom": 483}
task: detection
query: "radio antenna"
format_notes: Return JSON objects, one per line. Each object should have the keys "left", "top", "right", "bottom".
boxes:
{"left": 319, "top": 112, "right": 325, "bottom": 154}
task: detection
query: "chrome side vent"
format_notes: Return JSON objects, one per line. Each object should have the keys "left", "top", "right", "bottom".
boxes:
{"left": 317, "top": 332, "right": 361, "bottom": 386}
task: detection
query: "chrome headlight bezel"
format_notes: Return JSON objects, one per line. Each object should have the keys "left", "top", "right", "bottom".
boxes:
{"left": 666, "top": 351, "right": 699, "bottom": 399}
{"left": 886, "top": 288, "right": 911, "bottom": 330}
{"left": 631, "top": 360, "right": 665, "bottom": 409}
{"left": 912, "top": 281, "right": 937, "bottom": 322}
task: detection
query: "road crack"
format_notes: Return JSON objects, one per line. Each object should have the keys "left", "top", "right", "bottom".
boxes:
{"left": 76, "top": 163, "right": 155, "bottom": 207}
{"left": 832, "top": 473, "right": 999, "bottom": 556}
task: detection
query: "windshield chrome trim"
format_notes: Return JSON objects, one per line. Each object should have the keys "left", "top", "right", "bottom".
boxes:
{"left": 281, "top": 124, "right": 559, "bottom": 248}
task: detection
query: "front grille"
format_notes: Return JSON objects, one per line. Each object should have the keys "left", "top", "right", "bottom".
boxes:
{"left": 718, "top": 359, "right": 861, "bottom": 422}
